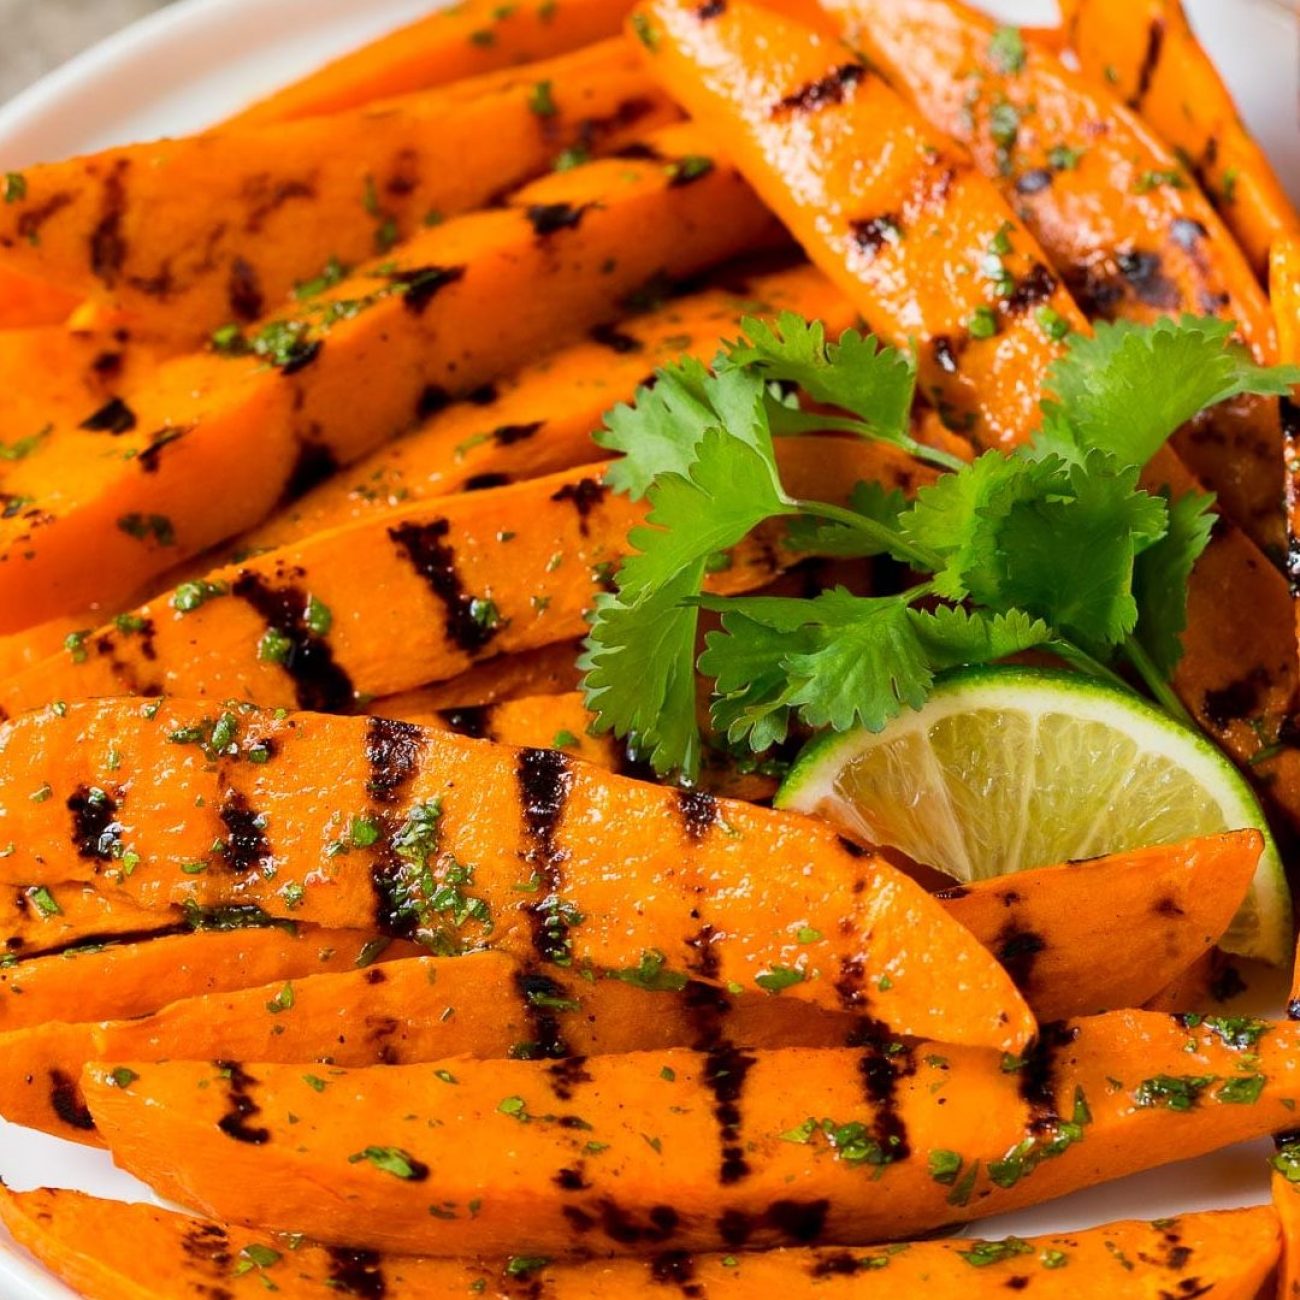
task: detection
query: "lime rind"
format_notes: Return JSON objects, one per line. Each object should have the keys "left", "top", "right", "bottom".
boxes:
{"left": 777, "top": 666, "right": 1291, "bottom": 965}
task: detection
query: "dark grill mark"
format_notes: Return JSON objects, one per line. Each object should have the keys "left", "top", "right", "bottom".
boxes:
{"left": 1116, "top": 250, "right": 1181, "bottom": 310}
{"left": 79, "top": 397, "right": 136, "bottom": 434}
{"left": 137, "top": 427, "right": 188, "bottom": 473}
{"left": 493, "top": 420, "right": 543, "bottom": 446}
{"left": 437, "top": 706, "right": 494, "bottom": 740}
{"left": 90, "top": 351, "right": 123, "bottom": 380}
{"left": 90, "top": 160, "right": 129, "bottom": 285}
{"left": 1005, "top": 262, "right": 1057, "bottom": 314}
{"left": 1015, "top": 168, "right": 1053, "bottom": 196}
{"left": 1202, "top": 668, "right": 1268, "bottom": 731}
{"left": 599, "top": 1200, "right": 680, "bottom": 1245}
{"left": 551, "top": 477, "right": 608, "bottom": 536}
{"left": 1018, "top": 1021, "right": 1079, "bottom": 1132}
{"left": 1130, "top": 18, "right": 1166, "bottom": 108}
{"left": 390, "top": 264, "right": 466, "bottom": 315}
{"left": 1170, "top": 217, "right": 1209, "bottom": 251}
{"left": 682, "top": 978, "right": 730, "bottom": 1050}
{"left": 851, "top": 1022, "right": 915, "bottom": 1161}
{"left": 464, "top": 472, "right": 510, "bottom": 491}
{"left": 215, "top": 1060, "right": 270, "bottom": 1144}
{"left": 704, "top": 1044, "right": 757, "bottom": 1184}
{"left": 389, "top": 518, "right": 503, "bottom": 655}
{"left": 364, "top": 716, "right": 425, "bottom": 804}
{"left": 676, "top": 789, "right": 718, "bottom": 840}
{"left": 219, "top": 789, "right": 271, "bottom": 875}
{"left": 849, "top": 213, "right": 901, "bottom": 258}
{"left": 231, "top": 572, "right": 356, "bottom": 711}
{"left": 416, "top": 384, "right": 452, "bottom": 420}
{"left": 326, "top": 1247, "right": 387, "bottom": 1299}
{"left": 515, "top": 969, "right": 571, "bottom": 1061}
{"left": 66, "top": 785, "right": 123, "bottom": 861}
{"left": 227, "top": 255, "right": 264, "bottom": 321}
{"left": 14, "top": 192, "right": 73, "bottom": 245}
{"left": 650, "top": 1251, "right": 701, "bottom": 1294}
{"left": 242, "top": 175, "right": 317, "bottom": 233}
{"left": 525, "top": 202, "right": 590, "bottom": 236}
{"left": 696, "top": 0, "right": 726, "bottom": 15}
{"left": 466, "top": 383, "right": 498, "bottom": 405}
{"left": 285, "top": 440, "right": 340, "bottom": 500}
{"left": 519, "top": 746, "right": 576, "bottom": 966}
{"left": 179, "top": 1221, "right": 231, "bottom": 1268}
{"left": 775, "top": 63, "right": 864, "bottom": 114}
{"left": 590, "top": 323, "right": 644, "bottom": 354}
{"left": 49, "top": 1069, "right": 95, "bottom": 1131}
{"left": 718, "top": 1200, "right": 830, "bottom": 1248}
{"left": 547, "top": 1054, "right": 593, "bottom": 1101}
{"left": 995, "top": 921, "right": 1047, "bottom": 992}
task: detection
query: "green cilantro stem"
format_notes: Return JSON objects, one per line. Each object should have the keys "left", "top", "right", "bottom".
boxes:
{"left": 793, "top": 499, "right": 943, "bottom": 571}
{"left": 775, "top": 410, "right": 968, "bottom": 473}
{"left": 1045, "top": 638, "right": 1139, "bottom": 697}
{"left": 1121, "top": 635, "right": 1195, "bottom": 727}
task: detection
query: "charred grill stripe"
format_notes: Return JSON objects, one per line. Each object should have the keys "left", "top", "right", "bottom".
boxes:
{"left": 599, "top": 1200, "right": 680, "bottom": 1245}
{"left": 66, "top": 785, "right": 123, "bottom": 861}
{"left": 228, "top": 255, "right": 264, "bottom": 321}
{"left": 417, "top": 385, "right": 452, "bottom": 420}
{"left": 774, "top": 63, "right": 865, "bottom": 114}
{"left": 493, "top": 421, "right": 544, "bottom": 446}
{"left": 514, "top": 968, "right": 571, "bottom": 1062}
{"left": 364, "top": 716, "right": 425, "bottom": 804}
{"left": 79, "top": 396, "right": 137, "bottom": 434}
{"left": 436, "top": 705, "right": 496, "bottom": 741}
{"left": 389, "top": 518, "right": 503, "bottom": 656}
{"left": 49, "top": 1069, "right": 96, "bottom": 1131}
{"left": 390, "top": 264, "right": 466, "bottom": 315}
{"left": 1130, "top": 18, "right": 1166, "bottom": 108}
{"left": 90, "top": 160, "right": 129, "bottom": 285}
{"left": 704, "top": 1043, "right": 757, "bottom": 1184}
{"left": 551, "top": 477, "right": 608, "bottom": 537}
{"left": 851, "top": 1023, "right": 915, "bottom": 1161}
{"left": 464, "top": 472, "right": 511, "bottom": 491}
{"left": 681, "top": 977, "right": 731, "bottom": 1051}
{"left": 136, "top": 427, "right": 189, "bottom": 473}
{"left": 284, "top": 440, "right": 340, "bottom": 502}
{"left": 589, "top": 323, "right": 644, "bottom": 354}
{"left": 1018, "top": 1021, "right": 1079, "bottom": 1132}
{"left": 14, "top": 192, "right": 73, "bottom": 245}
{"left": 994, "top": 920, "right": 1047, "bottom": 992}
{"left": 231, "top": 572, "right": 355, "bottom": 711}
{"left": 219, "top": 789, "right": 271, "bottom": 875}
{"left": 676, "top": 789, "right": 718, "bottom": 840}
{"left": 215, "top": 1060, "right": 270, "bottom": 1145}
{"left": 1004, "top": 262, "right": 1057, "bottom": 314}
{"left": 326, "top": 1248, "right": 387, "bottom": 1299}
{"left": 525, "top": 202, "right": 590, "bottom": 236}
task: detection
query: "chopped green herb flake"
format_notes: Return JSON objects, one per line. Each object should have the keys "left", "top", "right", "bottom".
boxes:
{"left": 347, "top": 1146, "right": 425, "bottom": 1178}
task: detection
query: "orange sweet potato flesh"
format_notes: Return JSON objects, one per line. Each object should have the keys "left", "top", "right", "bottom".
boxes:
{"left": 82, "top": 1010, "right": 1299, "bottom": 1253}
{"left": 0, "top": 41, "right": 679, "bottom": 349}
{"left": 634, "top": 0, "right": 1086, "bottom": 451}
{"left": 939, "top": 832, "right": 1262, "bottom": 1020}
{"left": 823, "top": 0, "right": 1284, "bottom": 556}
{"left": 0, "top": 442, "right": 928, "bottom": 717}
{"left": 239, "top": 261, "right": 854, "bottom": 553}
{"left": 1063, "top": 0, "right": 1300, "bottom": 282}
{"left": 0, "top": 269, "right": 78, "bottom": 329}
{"left": 0, "top": 698, "right": 1034, "bottom": 1050}
{"left": 0, "top": 950, "right": 866, "bottom": 1144}
{"left": 0, "top": 1187, "right": 1281, "bottom": 1300}
{"left": 1276, "top": 1166, "right": 1300, "bottom": 1299}
{"left": 228, "top": 0, "right": 637, "bottom": 128}
{"left": 0, "top": 124, "right": 781, "bottom": 633}
{"left": 0, "top": 927, "right": 419, "bottom": 1033}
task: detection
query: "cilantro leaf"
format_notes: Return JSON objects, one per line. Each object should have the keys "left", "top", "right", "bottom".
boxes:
{"left": 1041, "top": 315, "right": 1300, "bottom": 467}
{"left": 907, "top": 606, "right": 1052, "bottom": 670}
{"left": 725, "top": 312, "right": 917, "bottom": 442}
{"left": 1132, "top": 488, "right": 1217, "bottom": 676}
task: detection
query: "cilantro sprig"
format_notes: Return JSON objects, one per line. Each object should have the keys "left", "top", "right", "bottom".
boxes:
{"left": 580, "top": 313, "right": 1300, "bottom": 779}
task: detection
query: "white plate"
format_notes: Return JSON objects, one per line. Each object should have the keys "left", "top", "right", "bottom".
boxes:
{"left": 0, "top": 1, "right": 1296, "bottom": 1295}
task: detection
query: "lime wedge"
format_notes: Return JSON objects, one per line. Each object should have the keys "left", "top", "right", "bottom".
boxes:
{"left": 776, "top": 666, "right": 1290, "bottom": 964}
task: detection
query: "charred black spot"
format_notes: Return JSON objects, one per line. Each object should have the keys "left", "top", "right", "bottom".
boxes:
{"left": 219, "top": 789, "right": 271, "bottom": 875}
{"left": 547, "top": 1054, "right": 593, "bottom": 1101}
{"left": 365, "top": 716, "right": 425, "bottom": 804}
{"left": 809, "top": 1252, "right": 862, "bottom": 1277}
{"left": 466, "top": 383, "right": 498, "bottom": 405}
{"left": 1130, "top": 18, "right": 1166, "bottom": 108}
{"left": 1202, "top": 668, "right": 1268, "bottom": 731}
{"left": 995, "top": 921, "right": 1047, "bottom": 992}
{"left": 1153, "top": 894, "right": 1185, "bottom": 918}
{"left": 416, "top": 384, "right": 452, "bottom": 421}
{"left": 66, "top": 785, "right": 123, "bottom": 861}
{"left": 1170, "top": 217, "right": 1209, "bottom": 252}
{"left": 766, "top": 1199, "right": 830, "bottom": 1243}
{"left": 1015, "top": 168, "right": 1054, "bottom": 196}
{"left": 227, "top": 255, "right": 264, "bottom": 321}
{"left": 775, "top": 63, "right": 865, "bottom": 114}
{"left": 136, "top": 426, "right": 189, "bottom": 474}
{"left": 49, "top": 1069, "right": 96, "bottom": 1131}
{"left": 284, "top": 439, "right": 340, "bottom": 500}
{"left": 849, "top": 213, "right": 901, "bottom": 258}
{"left": 436, "top": 706, "right": 495, "bottom": 740}
{"left": 326, "top": 1248, "right": 386, "bottom": 1299}
{"left": 589, "top": 323, "right": 644, "bottom": 354}
{"left": 215, "top": 1060, "right": 270, "bottom": 1145}
{"left": 696, "top": 0, "right": 726, "bottom": 15}
{"left": 525, "top": 202, "right": 590, "bottom": 236}
{"left": 677, "top": 789, "right": 718, "bottom": 840}
{"left": 1005, "top": 262, "right": 1057, "bottom": 314}
{"left": 551, "top": 477, "right": 608, "bottom": 536}
{"left": 281, "top": 338, "right": 322, "bottom": 376}
{"left": 493, "top": 420, "right": 543, "bottom": 446}
{"left": 90, "top": 350, "right": 124, "bottom": 380}
{"left": 79, "top": 396, "right": 136, "bottom": 434}
{"left": 231, "top": 571, "right": 355, "bottom": 711}
{"left": 389, "top": 518, "right": 503, "bottom": 655}
{"left": 464, "top": 472, "right": 511, "bottom": 491}
{"left": 1018, "top": 1020, "right": 1079, "bottom": 1132}
{"left": 390, "top": 264, "right": 466, "bottom": 315}
{"left": 556, "top": 1165, "right": 590, "bottom": 1191}
{"left": 1116, "top": 250, "right": 1181, "bottom": 310}
{"left": 704, "top": 1043, "right": 757, "bottom": 1184}
{"left": 90, "top": 160, "right": 129, "bottom": 285}
{"left": 1209, "top": 961, "right": 1246, "bottom": 1002}
{"left": 599, "top": 1200, "right": 680, "bottom": 1245}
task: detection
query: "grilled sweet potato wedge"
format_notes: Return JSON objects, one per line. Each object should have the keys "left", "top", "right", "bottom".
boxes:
{"left": 0, "top": 1185, "right": 1281, "bottom": 1299}
{"left": 0, "top": 698, "right": 1033, "bottom": 1050}
{"left": 0, "top": 125, "right": 780, "bottom": 633}
{"left": 83, "top": 1011, "right": 1300, "bottom": 1253}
